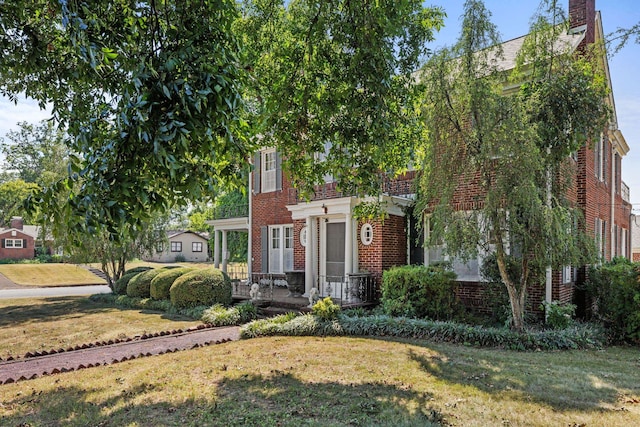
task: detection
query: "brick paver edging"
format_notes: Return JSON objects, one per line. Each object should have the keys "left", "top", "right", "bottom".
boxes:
{"left": 0, "top": 325, "right": 240, "bottom": 385}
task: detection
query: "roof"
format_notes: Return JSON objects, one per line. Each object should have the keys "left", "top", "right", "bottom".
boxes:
{"left": 166, "top": 230, "right": 210, "bottom": 241}
{"left": 0, "top": 225, "right": 39, "bottom": 239}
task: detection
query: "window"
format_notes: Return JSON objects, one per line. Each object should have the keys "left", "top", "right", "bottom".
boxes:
{"left": 171, "top": 241, "right": 182, "bottom": 252}
{"left": 300, "top": 226, "right": 308, "bottom": 247}
{"left": 156, "top": 242, "right": 164, "bottom": 253}
{"left": 261, "top": 148, "right": 277, "bottom": 193}
{"left": 595, "top": 218, "right": 606, "bottom": 261}
{"left": 595, "top": 133, "right": 604, "bottom": 181}
{"left": 360, "top": 223, "right": 373, "bottom": 245}
{"left": 192, "top": 242, "right": 203, "bottom": 252}
{"left": 268, "top": 225, "right": 294, "bottom": 273}
{"left": 562, "top": 266, "right": 574, "bottom": 284}
{"left": 4, "top": 239, "right": 23, "bottom": 249}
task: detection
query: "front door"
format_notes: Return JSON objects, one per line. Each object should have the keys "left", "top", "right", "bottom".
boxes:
{"left": 325, "top": 222, "right": 345, "bottom": 280}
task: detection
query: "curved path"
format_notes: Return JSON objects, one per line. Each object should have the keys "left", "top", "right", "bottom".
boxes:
{"left": 0, "top": 325, "right": 240, "bottom": 384}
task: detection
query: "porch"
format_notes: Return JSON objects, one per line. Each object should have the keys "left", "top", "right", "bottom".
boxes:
{"left": 226, "top": 269, "right": 379, "bottom": 309}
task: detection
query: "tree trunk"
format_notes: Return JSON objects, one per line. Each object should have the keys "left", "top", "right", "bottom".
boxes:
{"left": 495, "top": 245, "right": 527, "bottom": 331}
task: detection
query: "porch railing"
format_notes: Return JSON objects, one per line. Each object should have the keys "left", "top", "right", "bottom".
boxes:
{"left": 317, "top": 273, "right": 378, "bottom": 306}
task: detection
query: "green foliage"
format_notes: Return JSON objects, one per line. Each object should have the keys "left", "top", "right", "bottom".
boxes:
{"left": 3, "top": 1, "right": 250, "bottom": 239}
{"left": 170, "top": 268, "right": 232, "bottom": 309}
{"left": 586, "top": 258, "right": 640, "bottom": 343}
{"left": 239, "top": 0, "right": 444, "bottom": 198}
{"left": 201, "top": 301, "right": 257, "bottom": 326}
{"left": 114, "top": 272, "right": 139, "bottom": 296}
{"left": 174, "top": 254, "right": 187, "bottom": 263}
{"left": 126, "top": 268, "right": 169, "bottom": 298}
{"left": 90, "top": 293, "right": 207, "bottom": 320}
{"left": 312, "top": 297, "right": 341, "bottom": 321}
{"left": 541, "top": 301, "right": 576, "bottom": 330}
{"left": 150, "top": 267, "right": 195, "bottom": 300}
{"left": 125, "top": 266, "right": 153, "bottom": 275}
{"left": 381, "top": 265, "right": 460, "bottom": 320}
{"left": 240, "top": 312, "right": 606, "bottom": 351}
{"left": 0, "top": 179, "right": 39, "bottom": 227}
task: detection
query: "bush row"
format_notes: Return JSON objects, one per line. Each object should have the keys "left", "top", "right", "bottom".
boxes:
{"left": 240, "top": 312, "right": 607, "bottom": 351}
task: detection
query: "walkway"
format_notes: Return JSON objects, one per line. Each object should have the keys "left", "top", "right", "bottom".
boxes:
{"left": 0, "top": 325, "right": 240, "bottom": 385}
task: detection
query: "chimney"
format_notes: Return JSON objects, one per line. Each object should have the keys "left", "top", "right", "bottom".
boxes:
{"left": 10, "top": 217, "right": 24, "bottom": 230}
{"left": 569, "top": 0, "right": 595, "bottom": 46}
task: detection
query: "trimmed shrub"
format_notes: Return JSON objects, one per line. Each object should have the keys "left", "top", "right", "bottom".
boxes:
{"left": 312, "top": 297, "right": 340, "bottom": 321}
{"left": 586, "top": 257, "right": 640, "bottom": 343}
{"left": 170, "top": 268, "right": 232, "bottom": 309}
{"left": 150, "top": 267, "right": 195, "bottom": 300}
{"left": 381, "top": 265, "right": 460, "bottom": 320}
{"left": 540, "top": 301, "right": 576, "bottom": 330}
{"left": 125, "top": 266, "right": 153, "bottom": 275}
{"left": 126, "top": 268, "right": 168, "bottom": 298}
{"left": 114, "top": 272, "right": 139, "bottom": 295}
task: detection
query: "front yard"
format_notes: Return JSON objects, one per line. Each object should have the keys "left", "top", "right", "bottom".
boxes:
{"left": 0, "top": 263, "right": 106, "bottom": 287}
{"left": 0, "top": 296, "right": 639, "bottom": 426}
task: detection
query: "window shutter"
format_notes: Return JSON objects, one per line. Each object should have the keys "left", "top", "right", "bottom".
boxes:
{"left": 1, "top": 239, "right": 4, "bottom": 248}
{"left": 260, "top": 226, "right": 269, "bottom": 273}
{"left": 275, "top": 151, "right": 282, "bottom": 191}
{"left": 253, "top": 152, "right": 261, "bottom": 194}
{"left": 23, "top": 239, "right": 27, "bottom": 248}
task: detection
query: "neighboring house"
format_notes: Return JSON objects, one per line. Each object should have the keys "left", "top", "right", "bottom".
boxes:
{"left": 631, "top": 214, "right": 640, "bottom": 262}
{"left": 144, "top": 230, "right": 210, "bottom": 263}
{"left": 210, "top": 0, "right": 632, "bottom": 312}
{"left": 0, "top": 217, "right": 38, "bottom": 260}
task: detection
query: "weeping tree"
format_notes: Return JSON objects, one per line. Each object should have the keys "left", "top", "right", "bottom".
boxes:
{"left": 416, "top": 0, "right": 609, "bottom": 331}
{"left": 237, "top": 0, "right": 445, "bottom": 198}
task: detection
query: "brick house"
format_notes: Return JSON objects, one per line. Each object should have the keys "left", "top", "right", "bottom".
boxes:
{"left": 210, "top": 0, "right": 631, "bottom": 310}
{"left": 0, "top": 217, "right": 37, "bottom": 260}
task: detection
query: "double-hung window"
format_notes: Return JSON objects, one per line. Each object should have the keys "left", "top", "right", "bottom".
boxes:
{"left": 261, "top": 148, "right": 277, "bottom": 193}
{"left": 171, "top": 241, "right": 182, "bottom": 252}
{"left": 4, "top": 239, "right": 23, "bottom": 249}
{"left": 268, "top": 225, "right": 294, "bottom": 273}
{"left": 192, "top": 242, "right": 203, "bottom": 252}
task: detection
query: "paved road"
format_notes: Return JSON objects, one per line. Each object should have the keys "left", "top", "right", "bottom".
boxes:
{"left": 0, "top": 285, "right": 112, "bottom": 299}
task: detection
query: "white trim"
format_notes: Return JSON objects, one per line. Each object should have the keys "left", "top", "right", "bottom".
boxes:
{"left": 360, "top": 223, "right": 373, "bottom": 245}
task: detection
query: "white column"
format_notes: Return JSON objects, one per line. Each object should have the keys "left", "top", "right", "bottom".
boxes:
{"left": 305, "top": 216, "right": 314, "bottom": 295}
{"left": 221, "top": 230, "right": 228, "bottom": 273}
{"left": 344, "top": 212, "right": 353, "bottom": 278}
{"left": 213, "top": 230, "right": 220, "bottom": 269}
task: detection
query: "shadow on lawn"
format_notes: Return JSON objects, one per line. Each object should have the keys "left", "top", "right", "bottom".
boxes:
{"left": 2, "top": 373, "right": 445, "bottom": 426}
{"left": 408, "top": 344, "right": 628, "bottom": 412}
{"left": 0, "top": 296, "right": 191, "bottom": 329}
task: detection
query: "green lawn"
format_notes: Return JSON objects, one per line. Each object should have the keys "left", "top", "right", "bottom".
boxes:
{"left": 0, "top": 297, "right": 200, "bottom": 357}
{"left": 0, "top": 297, "right": 638, "bottom": 426}
{"left": 0, "top": 263, "right": 105, "bottom": 286}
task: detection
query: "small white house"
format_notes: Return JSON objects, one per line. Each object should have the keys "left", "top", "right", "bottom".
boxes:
{"left": 145, "top": 230, "right": 210, "bottom": 263}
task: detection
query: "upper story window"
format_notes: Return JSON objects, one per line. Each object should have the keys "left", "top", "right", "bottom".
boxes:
{"left": 261, "top": 148, "right": 277, "bottom": 193}
{"left": 595, "top": 133, "right": 605, "bottom": 182}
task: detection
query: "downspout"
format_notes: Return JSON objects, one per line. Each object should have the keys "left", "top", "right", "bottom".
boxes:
{"left": 545, "top": 147, "right": 552, "bottom": 312}
{"left": 610, "top": 144, "right": 616, "bottom": 260}
{"left": 247, "top": 163, "right": 253, "bottom": 278}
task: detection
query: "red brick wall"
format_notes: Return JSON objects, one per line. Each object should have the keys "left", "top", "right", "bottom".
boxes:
{"left": 0, "top": 230, "right": 35, "bottom": 260}
{"left": 357, "top": 215, "right": 407, "bottom": 277}
{"left": 569, "top": 0, "right": 595, "bottom": 48}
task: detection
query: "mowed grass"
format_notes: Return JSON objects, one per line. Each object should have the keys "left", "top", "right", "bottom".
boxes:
{"left": 0, "top": 297, "right": 201, "bottom": 357}
{"left": 0, "top": 263, "right": 106, "bottom": 287}
{"left": 0, "top": 335, "right": 639, "bottom": 426}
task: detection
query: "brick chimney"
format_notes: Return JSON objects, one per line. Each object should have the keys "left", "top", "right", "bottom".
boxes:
{"left": 569, "top": 0, "right": 595, "bottom": 46}
{"left": 10, "top": 217, "right": 24, "bottom": 230}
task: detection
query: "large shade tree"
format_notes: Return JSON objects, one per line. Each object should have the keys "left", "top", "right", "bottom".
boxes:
{"left": 1, "top": 0, "right": 250, "bottom": 237}
{"left": 237, "top": 0, "right": 444, "bottom": 198}
{"left": 416, "top": 0, "right": 610, "bottom": 331}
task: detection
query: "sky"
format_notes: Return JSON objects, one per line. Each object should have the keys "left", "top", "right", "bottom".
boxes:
{"left": 0, "top": 0, "right": 638, "bottom": 208}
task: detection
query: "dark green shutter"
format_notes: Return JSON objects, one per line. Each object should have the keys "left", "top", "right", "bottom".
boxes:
{"left": 253, "top": 152, "right": 261, "bottom": 194}
{"left": 1, "top": 239, "right": 4, "bottom": 248}
{"left": 275, "top": 151, "right": 282, "bottom": 191}
{"left": 260, "top": 226, "right": 269, "bottom": 273}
